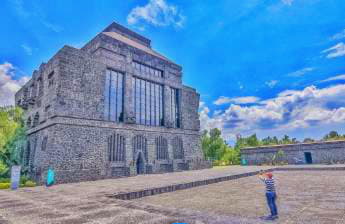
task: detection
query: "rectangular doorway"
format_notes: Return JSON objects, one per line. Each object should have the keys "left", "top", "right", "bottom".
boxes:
{"left": 304, "top": 152, "right": 313, "bottom": 164}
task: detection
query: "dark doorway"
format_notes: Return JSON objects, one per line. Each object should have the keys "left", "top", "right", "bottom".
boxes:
{"left": 304, "top": 152, "right": 313, "bottom": 164}
{"left": 136, "top": 153, "right": 145, "bottom": 175}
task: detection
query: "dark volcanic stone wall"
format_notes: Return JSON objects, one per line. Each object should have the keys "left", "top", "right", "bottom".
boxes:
{"left": 241, "top": 141, "right": 345, "bottom": 165}
{"left": 15, "top": 23, "right": 211, "bottom": 184}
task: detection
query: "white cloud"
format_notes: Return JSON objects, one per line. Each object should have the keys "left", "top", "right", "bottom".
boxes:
{"left": 0, "top": 62, "right": 29, "bottom": 106}
{"left": 21, "top": 44, "right": 32, "bottom": 55}
{"left": 200, "top": 84, "right": 345, "bottom": 141}
{"left": 127, "top": 0, "right": 185, "bottom": 28}
{"left": 322, "top": 42, "right": 345, "bottom": 59}
{"left": 282, "top": 0, "right": 294, "bottom": 6}
{"left": 265, "top": 80, "right": 278, "bottom": 88}
{"left": 320, "top": 74, "right": 345, "bottom": 83}
{"left": 214, "top": 96, "right": 260, "bottom": 105}
{"left": 331, "top": 29, "right": 345, "bottom": 40}
{"left": 286, "top": 67, "right": 314, "bottom": 77}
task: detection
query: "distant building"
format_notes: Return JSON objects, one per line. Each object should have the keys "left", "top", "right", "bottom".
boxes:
{"left": 15, "top": 22, "right": 210, "bottom": 184}
{"left": 241, "top": 140, "right": 345, "bottom": 165}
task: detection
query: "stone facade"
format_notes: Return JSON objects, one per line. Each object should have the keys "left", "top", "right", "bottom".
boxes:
{"left": 241, "top": 140, "right": 345, "bottom": 165}
{"left": 15, "top": 22, "right": 211, "bottom": 184}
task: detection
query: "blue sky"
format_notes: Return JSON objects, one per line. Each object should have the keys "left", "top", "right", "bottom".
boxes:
{"left": 1, "top": 0, "right": 345, "bottom": 142}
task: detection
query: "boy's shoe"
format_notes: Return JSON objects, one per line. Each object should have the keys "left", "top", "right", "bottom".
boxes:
{"left": 260, "top": 215, "right": 274, "bottom": 220}
{"left": 272, "top": 215, "right": 279, "bottom": 220}
{"left": 263, "top": 216, "right": 275, "bottom": 221}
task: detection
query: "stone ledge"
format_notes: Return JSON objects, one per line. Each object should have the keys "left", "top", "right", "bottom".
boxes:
{"left": 109, "top": 166, "right": 345, "bottom": 201}
{"left": 108, "top": 168, "right": 276, "bottom": 200}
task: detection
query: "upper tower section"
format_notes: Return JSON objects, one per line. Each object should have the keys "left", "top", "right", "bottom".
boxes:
{"left": 103, "top": 22, "right": 151, "bottom": 48}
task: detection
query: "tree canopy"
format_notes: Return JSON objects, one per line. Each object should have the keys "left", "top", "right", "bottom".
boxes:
{"left": 0, "top": 106, "right": 26, "bottom": 177}
{"left": 201, "top": 128, "right": 345, "bottom": 166}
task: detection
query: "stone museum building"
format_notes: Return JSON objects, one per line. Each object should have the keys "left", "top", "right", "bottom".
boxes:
{"left": 241, "top": 140, "right": 345, "bottom": 165}
{"left": 15, "top": 22, "right": 210, "bottom": 184}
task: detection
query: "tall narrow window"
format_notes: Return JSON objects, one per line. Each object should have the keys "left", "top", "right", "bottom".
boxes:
{"left": 156, "top": 136, "right": 168, "bottom": 160}
{"left": 25, "top": 141, "right": 31, "bottom": 166}
{"left": 26, "top": 117, "right": 32, "bottom": 128}
{"left": 48, "top": 71, "right": 54, "bottom": 88}
{"left": 33, "top": 113, "right": 39, "bottom": 127}
{"left": 132, "top": 61, "right": 163, "bottom": 78}
{"left": 172, "top": 137, "right": 184, "bottom": 159}
{"left": 36, "top": 79, "right": 41, "bottom": 97}
{"left": 104, "top": 69, "right": 124, "bottom": 122}
{"left": 133, "top": 135, "right": 148, "bottom": 161}
{"left": 108, "top": 133, "right": 126, "bottom": 162}
{"left": 133, "top": 77, "right": 164, "bottom": 126}
{"left": 41, "top": 136, "right": 48, "bottom": 151}
{"left": 170, "top": 88, "right": 180, "bottom": 128}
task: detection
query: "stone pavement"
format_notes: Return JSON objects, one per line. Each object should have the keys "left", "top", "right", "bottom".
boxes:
{"left": 137, "top": 170, "right": 345, "bottom": 224}
{"left": 0, "top": 165, "right": 344, "bottom": 224}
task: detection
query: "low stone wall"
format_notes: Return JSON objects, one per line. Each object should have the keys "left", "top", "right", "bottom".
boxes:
{"left": 109, "top": 165, "right": 345, "bottom": 201}
{"left": 241, "top": 140, "right": 345, "bottom": 165}
{"left": 109, "top": 168, "right": 276, "bottom": 200}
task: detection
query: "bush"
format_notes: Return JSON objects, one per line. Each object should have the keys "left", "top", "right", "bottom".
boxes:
{"left": 24, "top": 180, "right": 36, "bottom": 187}
{"left": 0, "top": 178, "right": 10, "bottom": 183}
{"left": 0, "top": 183, "right": 10, "bottom": 189}
{"left": 20, "top": 176, "right": 29, "bottom": 185}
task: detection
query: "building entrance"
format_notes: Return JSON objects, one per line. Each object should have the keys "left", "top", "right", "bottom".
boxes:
{"left": 304, "top": 152, "right": 313, "bottom": 164}
{"left": 136, "top": 152, "right": 145, "bottom": 175}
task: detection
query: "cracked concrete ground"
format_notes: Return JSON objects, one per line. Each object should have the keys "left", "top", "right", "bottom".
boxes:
{"left": 0, "top": 166, "right": 344, "bottom": 224}
{"left": 136, "top": 171, "right": 345, "bottom": 224}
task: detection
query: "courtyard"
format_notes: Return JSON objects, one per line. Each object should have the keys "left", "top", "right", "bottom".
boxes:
{"left": 136, "top": 170, "right": 345, "bottom": 223}
{"left": 0, "top": 166, "right": 344, "bottom": 223}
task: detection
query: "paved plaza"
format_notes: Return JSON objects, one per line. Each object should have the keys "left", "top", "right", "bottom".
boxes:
{"left": 0, "top": 166, "right": 344, "bottom": 223}
{"left": 137, "top": 170, "right": 345, "bottom": 223}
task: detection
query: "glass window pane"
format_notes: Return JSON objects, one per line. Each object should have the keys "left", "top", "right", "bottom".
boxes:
{"left": 109, "top": 72, "right": 117, "bottom": 122}
{"left": 136, "top": 78, "right": 140, "bottom": 124}
{"left": 117, "top": 72, "right": 123, "bottom": 122}
{"left": 151, "top": 82, "right": 155, "bottom": 126}
{"left": 140, "top": 79, "right": 145, "bottom": 125}
{"left": 146, "top": 81, "right": 150, "bottom": 125}
{"left": 155, "top": 84, "right": 160, "bottom": 126}
{"left": 104, "top": 70, "right": 111, "bottom": 120}
{"left": 160, "top": 86, "right": 163, "bottom": 126}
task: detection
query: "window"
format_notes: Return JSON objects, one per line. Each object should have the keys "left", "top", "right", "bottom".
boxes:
{"left": 104, "top": 69, "right": 124, "bottom": 122}
{"left": 132, "top": 61, "right": 163, "bottom": 78}
{"left": 26, "top": 117, "right": 32, "bottom": 128}
{"left": 41, "top": 136, "right": 48, "bottom": 151}
{"left": 156, "top": 136, "right": 168, "bottom": 160}
{"left": 37, "top": 78, "right": 43, "bottom": 96}
{"left": 172, "top": 137, "right": 184, "bottom": 159}
{"left": 33, "top": 113, "right": 39, "bottom": 127}
{"left": 133, "top": 77, "right": 164, "bottom": 126}
{"left": 133, "top": 135, "right": 148, "bottom": 161}
{"left": 48, "top": 71, "right": 54, "bottom": 88}
{"left": 170, "top": 88, "right": 180, "bottom": 128}
{"left": 29, "top": 84, "right": 34, "bottom": 98}
{"left": 25, "top": 141, "right": 31, "bottom": 166}
{"left": 108, "top": 133, "right": 126, "bottom": 162}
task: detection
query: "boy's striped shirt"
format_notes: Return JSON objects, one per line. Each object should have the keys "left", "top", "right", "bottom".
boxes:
{"left": 264, "top": 178, "right": 276, "bottom": 193}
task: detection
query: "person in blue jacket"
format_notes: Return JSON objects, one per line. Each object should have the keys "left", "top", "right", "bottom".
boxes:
{"left": 46, "top": 168, "right": 55, "bottom": 187}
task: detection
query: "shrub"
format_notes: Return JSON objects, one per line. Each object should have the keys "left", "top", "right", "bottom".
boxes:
{"left": 0, "top": 183, "right": 10, "bottom": 189}
{"left": 20, "top": 176, "right": 29, "bottom": 185}
{"left": 0, "top": 178, "right": 10, "bottom": 183}
{"left": 24, "top": 180, "right": 36, "bottom": 187}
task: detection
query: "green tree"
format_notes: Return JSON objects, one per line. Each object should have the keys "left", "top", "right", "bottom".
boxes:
{"left": 201, "top": 128, "right": 227, "bottom": 161}
{"left": 303, "top": 138, "right": 315, "bottom": 143}
{"left": 220, "top": 148, "right": 240, "bottom": 165}
{"left": 323, "top": 131, "right": 343, "bottom": 141}
{"left": 0, "top": 106, "right": 26, "bottom": 177}
{"left": 234, "top": 134, "right": 260, "bottom": 150}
